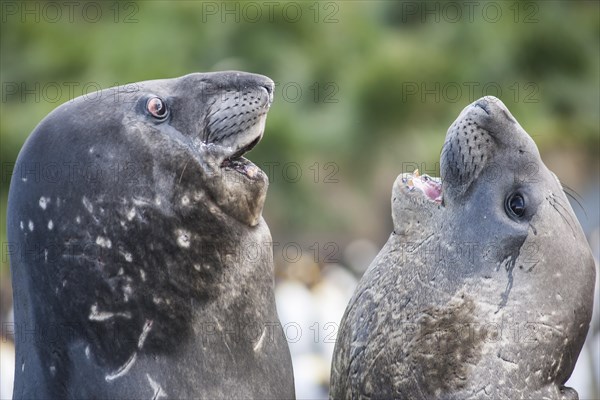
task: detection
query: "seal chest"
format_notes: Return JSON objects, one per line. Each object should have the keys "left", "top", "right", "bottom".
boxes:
{"left": 8, "top": 71, "right": 295, "bottom": 399}
{"left": 330, "top": 96, "right": 595, "bottom": 400}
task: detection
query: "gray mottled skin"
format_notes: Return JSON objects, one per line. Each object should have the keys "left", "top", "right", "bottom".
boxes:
{"left": 8, "top": 72, "right": 295, "bottom": 399}
{"left": 331, "top": 97, "right": 595, "bottom": 400}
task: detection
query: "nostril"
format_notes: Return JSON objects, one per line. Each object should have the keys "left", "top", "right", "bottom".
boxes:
{"left": 474, "top": 100, "right": 490, "bottom": 115}
{"left": 262, "top": 84, "right": 273, "bottom": 95}
{"left": 261, "top": 84, "right": 274, "bottom": 105}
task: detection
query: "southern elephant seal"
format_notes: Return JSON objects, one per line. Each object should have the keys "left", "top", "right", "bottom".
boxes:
{"left": 8, "top": 71, "right": 295, "bottom": 399}
{"left": 330, "top": 96, "right": 595, "bottom": 399}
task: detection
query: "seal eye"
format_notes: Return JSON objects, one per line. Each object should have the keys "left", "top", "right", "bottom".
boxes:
{"left": 146, "top": 97, "right": 168, "bottom": 119}
{"left": 506, "top": 193, "right": 526, "bottom": 218}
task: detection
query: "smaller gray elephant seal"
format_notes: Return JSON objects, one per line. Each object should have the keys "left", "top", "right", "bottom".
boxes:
{"left": 8, "top": 71, "right": 295, "bottom": 399}
{"left": 331, "top": 96, "right": 595, "bottom": 400}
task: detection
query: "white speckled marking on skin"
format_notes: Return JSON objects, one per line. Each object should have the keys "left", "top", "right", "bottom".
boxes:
{"left": 21, "top": 177, "right": 27, "bottom": 182}
{"left": 21, "top": 362, "right": 24, "bottom": 372}
{"left": 176, "top": 229, "right": 191, "bottom": 248}
{"left": 132, "top": 198, "right": 151, "bottom": 207}
{"left": 126, "top": 207, "right": 136, "bottom": 221}
{"left": 146, "top": 374, "right": 167, "bottom": 399}
{"left": 120, "top": 251, "right": 133, "bottom": 262}
{"left": 47, "top": 220, "right": 53, "bottom": 230}
{"left": 76, "top": 216, "right": 81, "bottom": 224}
{"left": 49, "top": 365, "right": 56, "bottom": 376}
{"left": 82, "top": 196, "right": 93, "bottom": 213}
{"left": 85, "top": 346, "right": 91, "bottom": 359}
{"left": 140, "top": 269, "right": 146, "bottom": 281}
{"left": 96, "top": 236, "right": 112, "bottom": 248}
{"left": 44, "top": 249, "right": 48, "bottom": 263}
{"left": 39, "top": 196, "right": 50, "bottom": 210}
{"left": 181, "top": 195, "right": 190, "bottom": 206}
{"left": 123, "top": 283, "right": 133, "bottom": 302}
{"left": 28, "top": 220, "right": 34, "bottom": 231}
{"left": 20, "top": 221, "right": 24, "bottom": 230}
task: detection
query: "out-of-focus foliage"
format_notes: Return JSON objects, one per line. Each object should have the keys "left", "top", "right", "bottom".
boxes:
{"left": 1, "top": 0, "right": 599, "bottom": 274}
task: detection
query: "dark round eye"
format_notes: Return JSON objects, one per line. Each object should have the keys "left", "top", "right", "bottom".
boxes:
{"left": 506, "top": 193, "right": 526, "bottom": 218}
{"left": 146, "top": 97, "right": 168, "bottom": 119}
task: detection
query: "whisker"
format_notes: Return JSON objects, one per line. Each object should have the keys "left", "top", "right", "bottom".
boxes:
{"left": 562, "top": 184, "right": 588, "bottom": 218}
{"left": 549, "top": 195, "right": 577, "bottom": 236}
{"left": 178, "top": 160, "right": 189, "bottom": 185}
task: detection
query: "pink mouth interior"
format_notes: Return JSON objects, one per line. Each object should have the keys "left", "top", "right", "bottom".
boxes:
{"left": 404, "top": 170, "right": 442, "bottom": 204}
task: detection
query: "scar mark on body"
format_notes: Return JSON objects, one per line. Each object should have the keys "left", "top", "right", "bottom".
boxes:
{"left": 147, "top": 374, "right": 167, "bottom": 399}
{"left": 138, "top": 320, "right": 153, "bottom": 350}
{"left": 105, "top": 353, "right": 137, "bottom": 382}
{"left": 253, "top": 327, "right": 267, "bottom": 352}
{"left": 89, "top": 304, "right": 132, "bottom": 321}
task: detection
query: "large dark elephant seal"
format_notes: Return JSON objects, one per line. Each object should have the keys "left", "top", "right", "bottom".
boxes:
{"left": 8, "top": 71, "right": 295, "bottom": 399}
{"left": 331, "top": 96, "right": 595, "bottom": 399}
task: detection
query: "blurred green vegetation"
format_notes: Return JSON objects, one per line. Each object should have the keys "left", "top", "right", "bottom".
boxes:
{"left": 1, "top": 1, "right": 599, "bottom": 275}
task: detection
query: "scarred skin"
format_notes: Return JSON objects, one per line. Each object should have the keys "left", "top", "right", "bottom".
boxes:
{"left": 8, "top": 72, "right": 295, "bottom": 399}
{"left": 331, "top": 96, "right": 595, "bottom": 400}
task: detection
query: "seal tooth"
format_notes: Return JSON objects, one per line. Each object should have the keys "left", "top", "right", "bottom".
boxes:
{"left": 246, "top": 165, "right": 258, "bottom": 178}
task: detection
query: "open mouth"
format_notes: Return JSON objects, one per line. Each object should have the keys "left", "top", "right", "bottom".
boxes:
{"left": 220, "top": 135, "right": 263, "bottom": 179}
{"left": 206, "top": 82, "right": 272, "bottom": 181}
{"left": 402, "top": 169, "right": 443, "bottom": 204}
